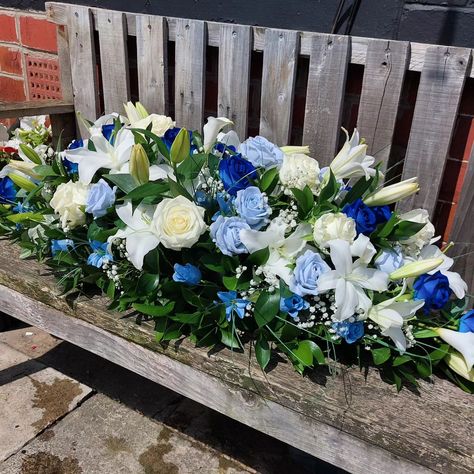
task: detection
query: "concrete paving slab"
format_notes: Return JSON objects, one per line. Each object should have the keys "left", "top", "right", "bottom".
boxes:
{"left": 0, "top": 327, "right": 61, "bottom": 359}
{"left": 1, "top": 393, "right": 254, "bottom": 474}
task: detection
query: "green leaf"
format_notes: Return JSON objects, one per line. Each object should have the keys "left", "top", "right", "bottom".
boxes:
{"left": 133, "top": 302, "right": 175, "bottom": 317}
{"left": 130, "top": 128, "right": 170, "bottom": 160}
{"left": 220, "top": 329, "right": 241, "bottom": 349}
{"left": 170, "top": 312, "right": 202, "bottom": 324}
{"left": 105, "top": 174, "right": 140, "bottom": 193}
{"left": 123, "top": 181, "right": 169, "bottom": 201}
{"left": 246, "top": 247, "right": 270, "bottom": 267}
{"left": 19, "top": 144, "right": 42, "bottom": 165}
{"left": 254, "top": 291, "right": 280, "bottom": 327}
{"left": 393, "top": 355, "right": 411, "bottom": 367}
{"left": 413, "top": 329, "right": 438, "bottom": 339}
{"left": 255, "top": 335, "right": 271, "bottom": 370}
{"left": 415, "top": 360, "right": 432, "bottom": 378}
{"left": 7, "top": 212, "right": 43, "bottom": 223}
{"left": 388, "top": 221, "right": 426, "bottom": 241}
{"left": 372, "top": 347, "right": 391, "bottom": 365}
{"left": 170, "top": 128, "right": 190, "bottom": 164}
{"left": 339, "top": 174, "right": 375, "bottom": 206}
{"left": 376, "top": 212, "right": 399, "bottom": 238}
{"left": 223, "top": 275, "right": 237, "bottom": 291}
{"left": 291, "top": 186, "right": 314, "bottom": 216}
{"left": 260, "top": 167, "right": 279, "bottom": 193}
{"left": 32, "top": 165, "right": 58, "bottom": 177}
{"left": 176, "top": 153, "right": 206, "bottom": 182}
{"left": 136, "top": 273, "right": 160, "bottom": 295}
{"left": 319, "top": 170, "right": 338, "bottom": 203}
{"left": 168, "top": 179, "right": 193, "bottom": 200}
{"left": 293, "top": 340, "right": 314, "bottom": 367}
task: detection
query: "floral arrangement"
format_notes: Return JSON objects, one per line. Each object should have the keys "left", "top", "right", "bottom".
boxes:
{"left": 0, "top": 103, "right": 472, "bottom": 392}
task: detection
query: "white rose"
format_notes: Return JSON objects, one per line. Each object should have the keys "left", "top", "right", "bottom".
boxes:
{"left": 399, "top": 209, "right": 435, "bottom": 256}
{"left": 50, "top": 181, "right": 90, "bottom": 229}
{"left": 134, "top": 114, "right": 175, "bottom": 137}
{"left": 279, "top": 153, "right": 321, "bottom": 195}
{"left": 153, "top": 195, "right": 207, "bottom": 250}
{"left": 313, "top": 213, "right": 356, "bottom": 248}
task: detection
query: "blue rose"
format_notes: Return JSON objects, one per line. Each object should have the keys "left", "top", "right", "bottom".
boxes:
{"left": 51, "top": 239, "right": 74, "bottom": 256}
{"left": 280, "top": 294, "right": 309, "bottom": 319}
{"left": 289, "top": 249, "right": 330, "bottom": 296}
{"left": 163, "top": 127, "right": 193, "bottom": 151}
{"left": 239, "top": 136, "right": 284, "bottom": 169}
{"left": 85, "top": 179, "right": 116, "bottom": 218}
{"left": 210, "top": 215, "right": 250, "bottom": 256}
{"left": 375, "top": 248, "right": 404, "bottom": 274}
{"left": 218, "top": 154, "right": 257, "bottom": 196}
{"left": 173, "top": 263, "right": 202, "bottom": 286}
{"left": 459, "top": 310, "right": 474, "bottom": 333}
{"left": 414, "top": 271, "right": 452, "bottom": 313}
{"left": 235, "top": 186, "right": 271, "bottom": 230}
{"left": 217, "top": 290, "right": 249, "bottom": 321}
{"left": 102, "top": 124, "right": 115, "bottom": 142}
{"left": 87, "top": 240, "right": 112, "bottom": 268}
{"left": 342, "top": 198, "right": 391, "bottom": 235}
{"left": 214, "top": 142, "right": 236, "bottom": 155}
{"left": 194, "top": 190, "right": 213, "bottom": 209}
{"left": 332, "top": 321, "right": 365, "bottom": 344}
{"left": 0, "top": 176, "right": 17, "bottom": 204}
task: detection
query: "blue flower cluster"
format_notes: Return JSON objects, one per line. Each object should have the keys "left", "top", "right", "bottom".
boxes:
{"left": 218, "top": 154, "right": 257, "bottom": 196}
{"left": 342, "top": 198, "right": 391, "bottom": 235}
{"left": 217, "top": 290, "right": 249, "bottom": 321}
{"left": 173, "top": 263, "right": 202, "bottom": 286}
{"left": 280, "top": 294, "right": 309, "bottom": 319}
{"left": 332, "top": 321, "right": 365, "bottom": 344}
{"left": 414, "top": 271, "right": 452, "bottom": 313}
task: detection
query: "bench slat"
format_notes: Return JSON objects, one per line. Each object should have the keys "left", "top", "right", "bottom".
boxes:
{"left": 260, "top": 29, "right": 299, "bottom": 146}
{"left": 96, "top": 9, "right": 131, "bottom": 114}
{"left": 136, "top": 15, "right": 169, "bottom": 115}
{"left": 67, "top": 6, "right": 98, "bottom": 136}
{"left": 357, "top": 39, "right": 409, "bottom": 171}
{"left": 218, "top": 24, "right": 252, "bottom": 140}
{"left": 303, "top": 34, "right": 350, "bottom": 166}
{"left": 174, "top": 19, "right": 206, "bottom": 132}
{"left": 398, "top": 46, "right": 471, "bottom": 216}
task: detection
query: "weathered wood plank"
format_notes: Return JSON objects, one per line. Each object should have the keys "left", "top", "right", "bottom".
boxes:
{"left": 260, "top": 29, "right": 299, "bottom": 146}
{"left": 56, "top": 25, "right": 73, "bottom": 104}
{"left": 136, "top": 15, "right": 168, "bottom": 115}
{"left": 218, "top": 24, "right": 252, "bottom": 140}
{"left": 398, "top": 46, "right": 471, "bottom": 216}
{"left": 0, "top": 101, "right": 74, "bottom": 119}
{"left": 96, "top": 9, "right": 130, "bottom": 114}
{"left": 303, "top": 34, "right": 350, "bottom": 165}
{"left": 66, "top": 5, "right": 98, "bottom": 137}
{"left": 0, "top": 240, "right": 472, "bottom": 474}
{"left": 357, "top": 39, "right": 409, "bottom": 170}
{"left": 174, "top": 19, "right": 206, "bottom": 131}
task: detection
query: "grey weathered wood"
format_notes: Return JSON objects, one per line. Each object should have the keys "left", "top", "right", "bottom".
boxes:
{"left": 260, "top": 29, "right": 299, "bottom": 146}
{"left": 66, "top": 5, "right": 99, "bottom": 137}
{"left": 450, "top": 142, "right": 474, "bottom": 296}
{"left": 96, "top": 9, "right": 130, "bottom": 114}
{"left": 174, "top": 19, "right": 206, "bottom": 131}
{"left": 0, "top": 100, "right": 74, "bottom": 118}
{"left": 136, "top": 15, "right": 168, "bottom": 115}
{"left": 50, "top": 112, "right": 77, "bottom": 148}
{"left": 218, "top": 24, "right": 252, "bottom": 140}
{"left": 56, "top": 24, "right": 74, "bottom": 103}
{"left": 398, "top": 46, "right": 471, "bottom": 216}
{"left": 357, "top": 39, "right": 409, "bottom": 170}
{"left": 0, "top": 240, "right": 472, "bottom": 474}
{"left": 303, "top": 34, "right": 350, "bottom": 165}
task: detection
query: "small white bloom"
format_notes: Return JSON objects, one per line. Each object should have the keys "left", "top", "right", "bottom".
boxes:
{"left": 279, "top": 153, "right": 320, "bottom": 195}
{"left": 133, "top": 114, "right": 175, "bottom": 137}
{"left": 50, "top": 181, "right": 90, "bottom": 229}
{"left": 313, "top": 213, "right": 356, "bottom": 249}
{"left": 399, "top": 209, "right": 436, "bottom": 256}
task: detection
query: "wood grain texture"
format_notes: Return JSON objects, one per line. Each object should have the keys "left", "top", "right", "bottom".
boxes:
{"left": 66, "top": 5, "right": 99, "bottom": 137}
{"left": 0, "top": 240, "right": 472, "bottom": 474}
{"left": 357, "top": 39, "right": 409, "bottom": 171}
{"left": 174, "top": 18, "right": 206, "bottom": 131}
{"left": 303, "top": 34, "right": 350, "bottom": 166}
{"left": 96, "top": 9, "right": 130, "bottom": 114}
{"left": 136, "top": 15, "right": 168, "bottom": 115}
{"left": 218, "top": 24, "right": 252, "bottom": 140}
{"left": 398, "top": 46, "right": 471, "bottom": 216}
{"left": 0, "top": 101, "right": 74, "bottom": 118}
{"left": 56, "top": 25, "right": 73, "bottom": 103}
{"left": 260, "top": 29, "right": 298, "bottom": 146}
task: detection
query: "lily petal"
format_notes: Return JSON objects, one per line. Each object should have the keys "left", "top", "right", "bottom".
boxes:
{"left": 125, "top": 231, "right": 161, "bottom": 270}
{"left": 203, "top": 117, "right": 233, "bottom": 152}
{"left": 435, "top": 328, "right": 474, "bottom": 370}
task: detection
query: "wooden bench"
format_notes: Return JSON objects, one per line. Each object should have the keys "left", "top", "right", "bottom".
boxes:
{"left": 0, "top": 3, "right": 473, "bottom": 472}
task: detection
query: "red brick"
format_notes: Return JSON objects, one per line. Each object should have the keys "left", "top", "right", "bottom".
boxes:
{"left": 0, "top": 46, "right": 23, "bottom": 76}
{"left": 0, "top": 14, "right": 17, "bottom": 43}
{"left": 0, "top": 76, "right": 26, "bottom": 102}
{"left": 25, "top": 55, "right": 62, "bottom": 100}
{"left": 19, "top": 16, "right": 57, "bottom": 53}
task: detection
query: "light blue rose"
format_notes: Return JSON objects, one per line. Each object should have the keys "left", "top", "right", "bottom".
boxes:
{"left": 375, "top": 248, "right": 403, "bottom": 274}
{"left": 173, "top": 263, "right": 202, "bottom": 286}
{"left": 239, "top": 136, "right": 284, "bottom": 169}
{"left": 210, "top": 216, "right": 250, "bottom": 256}
{"left": 235, "top": 186, "right": 271, "bottom": 230}
{"left": 86, "top": 179, "right": 116, "bottom": 218}
{"left": 289, "top": 249, "right": 330, "bottom": 296}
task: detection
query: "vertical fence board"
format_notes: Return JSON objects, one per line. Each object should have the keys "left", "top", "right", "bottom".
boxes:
{"left": 96, "top": 9, "right": 130, "bottom": 114}
{"left": 260, "top": 29, "right": 299, "bottom": 146}
{"left": 136, "top": 15, "right": 168, "bottom": 115}
{"left": 398, "top": 46, "right": 471, "bottom": 216}
{"left": 67, "top": 6, "right": 98, "bottom": 136}
{"left": 174, "top": 19, "right": 206, "bottom": 131}
{"left": 357, "top": 39, "right": 409, "bottom": 171}
{"left": 303, "top": 34, "right": 350, "bottom": 166}
{"left": 218, "top": 24, "right": 251, "bottom": 140}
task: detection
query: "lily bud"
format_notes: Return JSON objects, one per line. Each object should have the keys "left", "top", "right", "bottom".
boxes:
{"left": 8, "top": 160, "right": 41, "bottom": 179}
{"left": 280, "top": 145, "right": 310, "bottom": 155}
{"left": 135, "top": 102, "right": 149, "bottom": 119}
{"left": 19, "top": 144, "right": 42, "bottom": 165}
{"left": 170, "top": 128, "right": 190, "bottom": 164}
{"left": 434, "top": 328, "right": 474, "bottom": 370}
{"left": 124, "top": 101, "right": 149, "bottom": 125}
{"left": 445, "top": 350, "right": 474, "bottom": 382}
{"left": 129, "top": 144, "right": 150, "bottom": 185}
{"left": 8, "top": 173, "right": 37, "bottom": 192}
{"left": 389, "top": 257, "right": 443, "bottom": 280}
{"left": 364, "top": 178, "right": 419, "bottom": 206}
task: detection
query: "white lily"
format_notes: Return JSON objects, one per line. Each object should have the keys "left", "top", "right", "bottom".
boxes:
{"left": 434, "top": 328, "right": 474, "bottom": 370}
{"left": 329, "top": 128, "right": 376, "bottom": 180}
{"left": 350, "top": 233, "right": 376, "bottom": 264}
{"left": 217, "top": 130, "right": 241, "bottom": 150}
{"left": 124, "top": 101, "right": 149, "bottom": 124}
{"left": 367, "top": 296, "right": 424, "bottom": 352}
{"left": 107, "top": 201, "right": 160, "bottom": 270}
{"left": 318, "top": 239, "right": 389, "bottom": 321}
{"left": 363, "top": 177, "right": 419, "bottom": 206}
{"left": 445, "top": 350, "right": 474, "bottom": 382}
{"left": 64, "top": 128, "right": 135, "bottom": 184}
{"left": 203, "top": 117, "right": 233, "bottom": 152}
{"left": 88, "top": 113, "right": 128, "bottom": 136}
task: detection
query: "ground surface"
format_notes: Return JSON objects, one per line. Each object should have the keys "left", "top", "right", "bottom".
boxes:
{"left": 0, "top": 319, "right": 344, "bottom": 473}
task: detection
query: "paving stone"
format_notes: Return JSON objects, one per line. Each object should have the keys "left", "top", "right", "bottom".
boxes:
{"left": 1, "top": 394, "right": 254, "bottom": 474}
{"left": 0, "top": 327, "right": 61, "bottom": 359}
